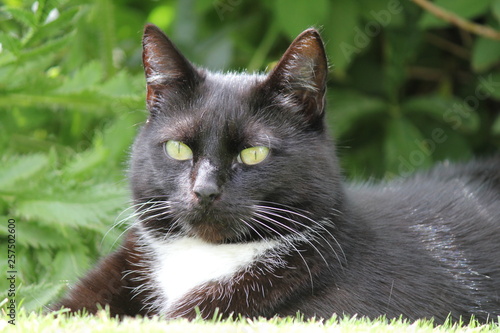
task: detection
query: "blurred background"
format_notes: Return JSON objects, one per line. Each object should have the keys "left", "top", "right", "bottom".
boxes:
{"left": 1, "top": 0, "right": 499, "bottom": 311}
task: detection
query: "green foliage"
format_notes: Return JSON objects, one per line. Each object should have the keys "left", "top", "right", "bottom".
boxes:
{"left": 0, "top": 0, "right": 499, "bottom": 315}
{"left": 0, "top": 0, "right": 143, "bottom": 311}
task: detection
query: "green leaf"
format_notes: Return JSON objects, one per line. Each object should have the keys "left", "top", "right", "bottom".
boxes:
{"left": 326, "top": 0, "right": 360, "bottom": 74}
{"left": 27, "top": 7, "right": 80, "bottom": 47}
{"left": 4, "top": 7, "right": 37, "bottom": 29}
{"left": 0, "top": 220, "right": 68, "bottom": 248}
{"left": 403, "top": 95, "right": 480, "bottom": 133}
{"left": 51, "top": 245, "right": 91, "bottom": 283}
{"left": 419, "top": 0, "right": 491, "bottom": 29}
{"left": 384, "top": 117, "right": 432, "bottom": 177}
{"left": 63, "top": 143, "right": 109, "bottom": 177}
{"left": 340, "top": 138, "right": 386, "bottom": 180}
{"left": 480, "top": 73, "right": 500, "bottom": 100}
{"left": 0, "top": 91, "right": 125, "bottom": 114}
{"left": 147, "top": 3, "right": 175, "bottom": 30}
{"left": 93, "top": 0, "right": 116, "bottom": 78}
{"left": 384, "top": 28, "right": 422, "bottom": 97}
{"left": 0, "top": 31, "right": 23, "bottom": 55}
{"left": 1, "top": 30, "right": 75, "bottom": 67}
{"left": 16, "top": 282, "right": 67, "bottom": 312}
{"left": 358, "top": 0, "right": 405, "bottom": 26}
{"left": 493, "top": 114, "right": 500, "bottom": 135}
{"left": 329, "top": 89, "right": 387, "bottom": 137}
{"left": 0, "top": 154, "right": 49, "bottom": 192}
{"left": 15, "top": 184, "right": 128, "bottom": 230}
{"left": 57, "top": 61, "right": 103, "bottom": 94}
{"left": 472, "top": 37, "right": 500, "bottom": 73}
{"left": 274, "top": 0, "right": 330, "bottom": 37}
{"left": 98, "top": 70, "right": 144, "bottom": 97}
{"left": 414, "top": 120, "right": 472, "bottom": 162}
{"left": 493, "top": 0, "right": 500, "bottom": 23}
{"left": 101, "top": 115, "right": 138, "bottom": 162}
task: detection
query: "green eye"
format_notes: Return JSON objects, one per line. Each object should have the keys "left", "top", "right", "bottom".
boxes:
{"left": 165, "top": 140, "right": 193, "bottom": 160}
{"left": 238, "top": 146, "right": 270, "bottom": 165}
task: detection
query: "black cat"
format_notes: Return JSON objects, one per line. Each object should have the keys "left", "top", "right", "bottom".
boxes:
{"left": 53, "top": 24, "right": 500, "bottom": 324}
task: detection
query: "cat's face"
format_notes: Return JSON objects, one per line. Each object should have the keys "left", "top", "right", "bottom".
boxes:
{"left": 130, "top": 25, "right": 341, "bottom": 244}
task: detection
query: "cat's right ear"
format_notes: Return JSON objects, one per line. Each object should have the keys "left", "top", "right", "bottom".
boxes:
{"left": 262, "top": 29, "right": 328, "bottom": 129}
{"left": 142, "top": 24, "right": 200, "bottom": 111}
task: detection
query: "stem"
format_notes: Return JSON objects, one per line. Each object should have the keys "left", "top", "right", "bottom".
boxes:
{"left": 247, "top": 22, "right": 280, "bottom": 72}
{"left": 95, "top": 0, "right": 116, "bottom": 79}
{"left": 411, "top": 0, "right": 500, "bottom": 40}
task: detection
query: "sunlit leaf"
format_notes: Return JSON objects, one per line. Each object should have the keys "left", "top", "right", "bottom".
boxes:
{"left": 0, "top": 31, "right": 22, "bottom": 55}
{"left": 0, "top": 154, "right": 49, "bottom": 192}
{"left": 57, "top": 61, "right": 103, "bottom": 94}
{"left": 52, "top": 245, "right": 91, "bottom": 283}
{"left": 16, "top": 184, "right": 128, "bottom": 230}
{"left": 16, "top": 282, "right": 67, "bottom": 312}
{"left": 4, "top": 7, "right": 37, "bottom": 28}
{"left": 27, "top": 7, "right": 80, "bottom": 47}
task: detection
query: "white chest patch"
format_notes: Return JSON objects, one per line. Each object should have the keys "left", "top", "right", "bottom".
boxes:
{"left": 148, "top": 236, "right": 279, "bottom": 310}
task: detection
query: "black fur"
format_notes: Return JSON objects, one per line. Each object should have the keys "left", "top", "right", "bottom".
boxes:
{"left": 53, "top": 25, "right": 500, "bottom": 324}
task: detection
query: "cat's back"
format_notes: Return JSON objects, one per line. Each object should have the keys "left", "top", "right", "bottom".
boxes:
{"left": 338, "top": 156, "right": 500, "bottom": 320}
{"left": 347, "top": 156, "right": 500, "bottom": 224}
{"left": 347, "top": 156, "right": 500, "bottom": 249}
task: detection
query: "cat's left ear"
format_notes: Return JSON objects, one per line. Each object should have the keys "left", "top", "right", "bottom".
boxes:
{"left": 264, "top": 29, "right": 328, "bottom": 126}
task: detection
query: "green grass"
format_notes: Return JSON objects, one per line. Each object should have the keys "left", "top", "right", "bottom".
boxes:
{"left": 1, "top": 309, "right": 499, "bottom": 333}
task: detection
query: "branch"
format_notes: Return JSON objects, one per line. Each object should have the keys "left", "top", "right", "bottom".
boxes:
{"left": 411, "top": 0, "right": 500, "bottom": 40}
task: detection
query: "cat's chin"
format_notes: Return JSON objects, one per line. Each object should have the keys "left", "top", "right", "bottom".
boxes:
{"left": 185, "top": 226, "right": 238, "bottom": 244}
{"left": 185, "top": 222, "right": 254, "bottom": 244}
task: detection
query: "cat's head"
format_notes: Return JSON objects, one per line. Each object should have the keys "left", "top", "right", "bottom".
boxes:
{"left": 131, "top": 25, "right": 342, "bottom": 244}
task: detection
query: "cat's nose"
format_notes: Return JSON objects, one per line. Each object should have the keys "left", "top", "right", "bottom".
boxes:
{"left": 193, "top": 159, "right": 221, "bottom": 205}
{"left": 193, "top": 183, "right": 221, "bottom": 205}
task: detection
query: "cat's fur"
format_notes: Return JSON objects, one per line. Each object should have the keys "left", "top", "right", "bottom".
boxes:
{"left": 53, "top": 25, "right": 500, "bottom": 324}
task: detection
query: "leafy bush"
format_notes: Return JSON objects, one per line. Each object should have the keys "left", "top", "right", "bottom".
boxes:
{"left": 0, "top": 0, "right": 145, "bottom": 310}
{"left": 0, "top": 0, "right": 499, "bottom": 312}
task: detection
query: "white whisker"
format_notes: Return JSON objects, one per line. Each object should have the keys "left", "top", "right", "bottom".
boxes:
{"left": 252, "top": 202, "right": 347, "bottom": 267}
{"left": 248, "top": 216, "right": 314, "bottom": 290}
{"left": 254, "top": 210, "right": 330, "bottom": 268}
{"left": 253, "top": 205, "right": 344, "bottom": 267}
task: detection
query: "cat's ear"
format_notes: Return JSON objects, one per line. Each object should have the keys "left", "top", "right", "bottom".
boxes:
{"left": 264, "top": 29, "right": 328, "bottom": 126}
{"left": 142, "top": 24, "right": 200, "bottom": 111}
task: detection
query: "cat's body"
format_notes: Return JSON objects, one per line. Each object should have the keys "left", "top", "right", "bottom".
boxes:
{"left": 53, "top": 25, "right": 500, "bottom": 323}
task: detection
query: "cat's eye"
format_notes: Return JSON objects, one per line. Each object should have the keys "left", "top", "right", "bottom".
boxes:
{"left": 165, "top": 140, "right": 193, "bottom": 161}
{"left": 238, "top": 146, "right": 270, "bottom": 165}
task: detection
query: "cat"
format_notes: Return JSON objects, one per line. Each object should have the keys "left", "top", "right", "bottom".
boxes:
{"left": 52, "top": 24, "right": 500, "bottom": 324}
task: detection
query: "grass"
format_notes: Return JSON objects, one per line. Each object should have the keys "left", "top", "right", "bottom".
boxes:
{"left": 1, "top": 309, "right": 499, "bottom": 333}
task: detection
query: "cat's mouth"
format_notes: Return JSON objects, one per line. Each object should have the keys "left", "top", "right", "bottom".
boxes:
{"left": 180, "top": 206, "right": 252, "bottom": 244}
{"left": 186, "top": 223, "right": 234, "bottom": 244}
